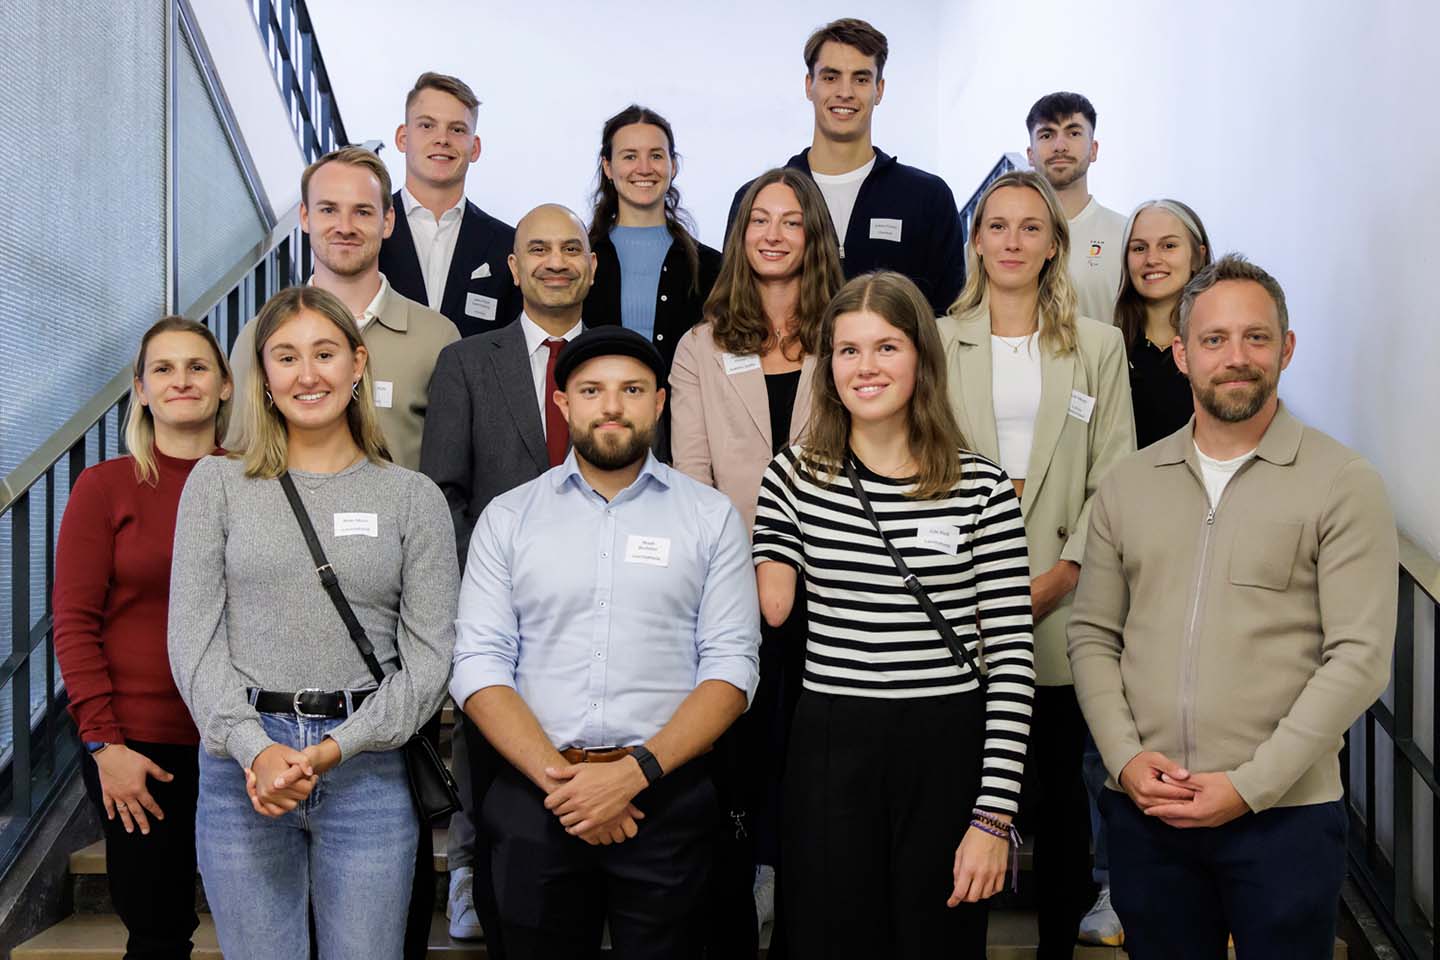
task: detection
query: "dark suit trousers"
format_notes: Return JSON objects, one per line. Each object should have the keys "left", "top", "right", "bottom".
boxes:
{"left": 484, "top": 762, "right": 716, "bottom": 960}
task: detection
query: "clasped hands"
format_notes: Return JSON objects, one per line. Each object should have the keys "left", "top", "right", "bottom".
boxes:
{"left": 542, "top": 757, "right": 649, "bottom": 847}
{"left": 1119, "top": 751, "right": 1250, "bottom": 828}
{"left": 245, "top": 739, "right": 342, "bottom": 817}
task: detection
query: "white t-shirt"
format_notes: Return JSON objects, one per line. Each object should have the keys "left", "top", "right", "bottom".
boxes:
{"left": 991, "top": 334, "right": 1043, "bottom": 480}
{"left": 1195, "top": 443, "right": 1257, "bottom": 508}
{"left": 811, "top": 156, "right": 876, "bottom": 255}
{"left": 1066, "top": 197, "right": 1127, "bottom": 327}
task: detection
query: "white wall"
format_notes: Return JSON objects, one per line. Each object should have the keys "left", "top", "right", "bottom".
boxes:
{"left": 306, "top": 0, "right": 942, "bottom": 250}
{"left": 937, "top": 0, "right": 1440, "bottom": 559}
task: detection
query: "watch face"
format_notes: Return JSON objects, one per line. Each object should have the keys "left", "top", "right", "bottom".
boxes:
{"left": 84, "top": 741, "right": 108, "bottom": 753}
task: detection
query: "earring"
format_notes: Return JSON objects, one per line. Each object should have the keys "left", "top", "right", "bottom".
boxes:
{"left": 264, "top": 388, "right": 274, "bottom": 407}
{"left": 352, "top": 380, "right": 360, "bottom": 400}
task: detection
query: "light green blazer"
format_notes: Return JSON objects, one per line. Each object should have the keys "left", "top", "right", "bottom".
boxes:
{"left": 937, "top": 304, "right": 1136, "bottom": 685}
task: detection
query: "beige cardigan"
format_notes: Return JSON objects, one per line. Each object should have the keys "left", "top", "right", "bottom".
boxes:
{"left": 669, "top": 323, "right": 816, "bottom": 531}
{"left": 938, "top": 304, "right": 1136, "bottom": 684}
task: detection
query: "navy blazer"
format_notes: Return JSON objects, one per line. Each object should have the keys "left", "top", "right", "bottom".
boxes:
{"left": 727, "top": 147, "right": 966, "bottom": 315}
{"left": 380, "top": 192, "right": 522, "bottom": 338}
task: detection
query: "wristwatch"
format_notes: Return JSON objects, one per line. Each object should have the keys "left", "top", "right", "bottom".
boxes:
{"left": 630, "top": 745, "right": 664, "bottom": 786}
{"left": 83, "top": 741, "right": 110, "bottom": 755}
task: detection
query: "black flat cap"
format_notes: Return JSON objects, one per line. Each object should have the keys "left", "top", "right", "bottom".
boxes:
{"left": 554, "top": 326, "right": 667, "bottom": 390}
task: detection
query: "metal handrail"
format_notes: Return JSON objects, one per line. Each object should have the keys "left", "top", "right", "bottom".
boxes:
{"left": 958, "top": 151, "right": 1027, "bottom": 251}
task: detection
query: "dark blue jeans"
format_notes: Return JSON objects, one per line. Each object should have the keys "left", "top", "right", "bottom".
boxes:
{"left": 1102, "top": 788, "right": 1347, "bottom": 959}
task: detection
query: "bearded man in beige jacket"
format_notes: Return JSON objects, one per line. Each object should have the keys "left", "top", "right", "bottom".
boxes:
{"left": 1068, "top": 254, "right": 1396, "bottom": 959}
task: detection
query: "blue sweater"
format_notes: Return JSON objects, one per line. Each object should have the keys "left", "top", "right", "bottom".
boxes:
{"left": 610, "top": 226, "right": 673, "bottom": 342}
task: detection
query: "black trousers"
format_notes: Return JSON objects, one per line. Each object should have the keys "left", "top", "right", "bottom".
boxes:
{"left": 80, "top": 740, "right": 200, "bottom": 960}
{"left": 1104, "top": 791, "right": 1347, "bottom": 959}
{"left": 1016, "top": 685, "right": 1095, "bottom": 959}
{"left": 457, "top": 711, "right": 507, "bottom": 957}
{"left": 782, "top": 691, "right": 990, "bottom": 959}
{"left": 484, "top": 761, "right": 717, "bottom": 960}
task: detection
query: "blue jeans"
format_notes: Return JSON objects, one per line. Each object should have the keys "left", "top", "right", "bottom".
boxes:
{"left": 196, "top": 713, "right": 418, "bottom": 960}
{"left": 1081, "top": 731, "right": 1109, "bottom": 886}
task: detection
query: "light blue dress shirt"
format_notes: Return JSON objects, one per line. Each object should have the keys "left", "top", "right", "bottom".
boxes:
{"left": 450, "top": 451, "right": 761, "bottom": 750}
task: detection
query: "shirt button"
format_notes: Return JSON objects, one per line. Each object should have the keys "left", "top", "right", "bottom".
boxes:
{"left": 590, "top": 702, "right": 598, "bottom": 710}
{"left": 601, "top": 552, "right": 608, "bottom": 559}
{"left": 660, "top": 294, "right": 668, "bottom": 302}
{"left": 656, "top": 333, "right": 664, "bottom": 341}
{"left": 600, "top": 601, "right": 607, "bottom": 607}
{"left": 594, "top": 651, "right": 603, "bottom": 659}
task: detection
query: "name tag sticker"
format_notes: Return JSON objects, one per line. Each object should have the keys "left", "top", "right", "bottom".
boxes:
{"left": 465, "top": 293, "right": 498, "bottom": 321}
{"left": 624, "top": 535, "right": 672, "bottom": 567}
{"left": 722, "top": 352, "right": 762, "bottom": 376}
{"left": 471, "top": 263, "right": 492, "bottom": 280}
{"left": 334, "top": 513, "right": 379, "bottom": 538}
{"left": 869, "top": 218, "right": 903, "bottom": 242}
{"left": 1068, "top": 389, "right": 1097, "bottom": 423}
{"left": 373, "top": 380, "right": 394, "bottom": 409}
{"left": 916, "top": 522, "right": 960, "bottom": 555}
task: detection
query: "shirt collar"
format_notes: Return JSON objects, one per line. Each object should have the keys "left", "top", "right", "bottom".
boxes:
{"left": 1154, "top": 400, "right": 1302, "bottom": 467}
{"left": 552, "top": 449, "right": 672, "bottom": 500}
{"left": 305, "top": 274, "right": 392, "bottom": 331}
{"left": 520, "top": 311, "right": 582, "bottom": 356}
{"left": 400, "top": 186, "right": 465, "bottom": 222}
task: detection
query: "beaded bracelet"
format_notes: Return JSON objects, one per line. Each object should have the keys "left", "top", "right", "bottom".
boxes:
{"left": 968, "top": 809, "right": 1024, "bottom": 892}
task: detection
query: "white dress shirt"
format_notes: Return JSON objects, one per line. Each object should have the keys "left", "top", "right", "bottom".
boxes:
{"left": 519, "top": 312, "right": 582, "bottom": 439}
{"left": 401, "top": 187, "right": 465, "bottom": 310}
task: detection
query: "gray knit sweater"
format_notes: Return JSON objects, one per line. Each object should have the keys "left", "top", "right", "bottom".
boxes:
{"left": 167, "top": 455, "right": 458, "bottom": 768}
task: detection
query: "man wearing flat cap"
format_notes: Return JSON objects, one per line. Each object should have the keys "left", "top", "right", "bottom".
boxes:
{"left": 450, "top": 324, "right": 762, "bottom": 960}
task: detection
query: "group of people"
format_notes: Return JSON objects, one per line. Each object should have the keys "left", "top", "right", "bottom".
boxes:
{"left": 50, "top": 15, "right": 1398, "bottom": 960}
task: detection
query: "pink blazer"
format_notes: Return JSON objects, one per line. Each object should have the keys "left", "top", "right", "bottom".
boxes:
{"left": 669, "top": 323, "right": 817, "bottom": 531}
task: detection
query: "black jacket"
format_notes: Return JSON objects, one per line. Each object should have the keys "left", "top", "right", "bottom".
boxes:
{"left": 380, "top": 192, "right": 522, "bottom": 338}
{"left": 727, "top": 147, "right": 966, "bottom": 315}
{"left": 584, "top": 234, "right": 722, "bottom": 372}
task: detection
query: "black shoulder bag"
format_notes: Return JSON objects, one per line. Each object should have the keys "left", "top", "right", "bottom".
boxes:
{"left": 278, "top": 472, "right": 462, "bottom": 822}
{"left": 843, "top": 457, "right": 987, "bottom": 686}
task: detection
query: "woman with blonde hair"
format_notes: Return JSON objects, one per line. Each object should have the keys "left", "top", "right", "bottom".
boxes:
{"left": 55, "top": 315, "right": 231, "bottom": 958}
{"left": 939, "top": 169, "right": 1135, "bottom": 957}
{"left": 167, "top": 286, "right": 457, "bottom": 959}
{"left": 669, "top": 166, "right": 844, "bottom": 951}
{"left": 754, "top": 271, "right": 1035, "bottom": 957}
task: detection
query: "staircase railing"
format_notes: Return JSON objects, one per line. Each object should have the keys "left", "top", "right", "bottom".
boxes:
{"left": 0, "top": 0, "right": 343, "bottom": 877}
{"left": 958, "top": 152, "right": 1026, "bottom": 253}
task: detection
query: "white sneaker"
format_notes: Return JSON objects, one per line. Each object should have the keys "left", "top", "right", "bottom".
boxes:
{"left": 447, "top": 866, "right": 485, "bottom": 941}
{"left": 754, "top": 864, "right": 776, "bottom": 933}
{"left": 1077, "top": 885, "right": 1123, "bottom": 946}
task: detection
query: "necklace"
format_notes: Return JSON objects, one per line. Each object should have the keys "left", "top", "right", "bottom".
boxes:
{"left": 993, "top": 332, "right": 1037, "bottom": 355}
{"left": 293, "top": 452, "right": 365, "bottom": 492}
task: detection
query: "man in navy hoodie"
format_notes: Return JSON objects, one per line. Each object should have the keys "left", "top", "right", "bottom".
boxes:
{"left": 726, "top": 18, "right": 965, "bottom": 315}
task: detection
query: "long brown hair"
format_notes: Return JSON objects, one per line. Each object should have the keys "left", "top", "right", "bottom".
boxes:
{"left": 588, "top": 105, "right": 701, "bottom": 293}
{"left": 124, "top": 316, "right": 232, "bottom": 485}
{"left": 232, "top": 286, "right": 390, "bottom": 479}
{"left": 948, "top": 170, "right": 1079, "bottom": 355}
{"left": 705, "top": 168, "right": 844, "bottom": 358}
{"left": 1114, "top": 199, "right": 1212, "bottom": 352}
{"left": 802, "top": 271, "right": 967, "bottom": 500}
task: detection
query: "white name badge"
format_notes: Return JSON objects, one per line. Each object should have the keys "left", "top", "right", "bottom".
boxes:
{"left": 373, "top": 380, "right": 394, "bottom": 409}
{"left": 1068, "top": 389, "right": 1097, "bottom": 424}
{"left": 916, "top": 521, "right": 961, "bottom": 555}
{"left": 722, "top": 352, "right": 762, "bottom": 376}
{"left": 465, "top": 293, "right": 498, "bottom": 321}
{"left": 471, "top": 262, "right": 492, "bottom": 280}
{"left": 624, "top": 534, "right": 671, "bottom": 567}
{"left": 334, "top": 513, "right": 378, "bottom": 538}
{"left": 869, "top": 218, "right": 903, "bottom": 242}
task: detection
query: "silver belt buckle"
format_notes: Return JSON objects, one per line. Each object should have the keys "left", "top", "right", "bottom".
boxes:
{"left": 292, "top": 688, "right": 329, "bottom": 718}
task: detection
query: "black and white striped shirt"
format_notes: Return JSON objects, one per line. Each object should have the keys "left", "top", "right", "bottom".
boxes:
{"left": 753, "top": 446, "right": 1034, "bottom": 814}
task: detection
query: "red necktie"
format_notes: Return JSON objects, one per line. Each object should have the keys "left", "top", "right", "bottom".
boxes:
{"left": 543, "top": 339, "right": 568, "bottom": 467}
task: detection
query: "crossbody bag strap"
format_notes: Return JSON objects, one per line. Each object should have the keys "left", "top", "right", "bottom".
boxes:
{"left": 843, "top": 457, "right": 987, "bottom": 683}
{"left": 278, "top": 472, "right": 387, "bottom": 685}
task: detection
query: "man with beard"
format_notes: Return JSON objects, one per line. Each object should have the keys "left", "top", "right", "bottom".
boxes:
{"left": 449, "top": 325, "right": 760, "bottom": 960}
{"left": 1026, "top": 92, "right": 1127, "bottom": 327}
{"left": 225, "top": 145, "right": 458, "bottom": 472}
{"left": 419, "top": 203, "right": 591, "bottom": 948}
{"left": 1067, "top": 254, "right": 1397, "bottom": 958}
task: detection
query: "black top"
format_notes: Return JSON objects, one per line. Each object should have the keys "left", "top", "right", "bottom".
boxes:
{"left": 585, "top": 236, "right": 722, "bottom": 373}
{"left": 764, "top": 369, "right": 802, "bottom": 456}
{"left": 1129, "top": 336, "right": 1194, "bottom": 448}
{"left": 379, "top": 193, "right": 522, "bottom": 338}
{"left": 726, "top": 147, "right": 966, "bottom": 315}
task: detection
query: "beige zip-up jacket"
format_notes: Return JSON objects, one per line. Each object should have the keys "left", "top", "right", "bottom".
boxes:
{"left": 1068, "top": 403, "right": 1397, "bottom": 812}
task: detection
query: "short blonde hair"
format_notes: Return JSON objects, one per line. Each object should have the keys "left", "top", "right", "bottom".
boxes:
{"left": 301, "top": 146, "right": 392, "bottom": 214}
{"left": 404, "top": 72, "right": 479, "bottom": 116}
{"left": 123, "top": 316, "right": 232, "bottom": 485}
{"left": 233, "top": 286, "right": 390, "bottom": 478}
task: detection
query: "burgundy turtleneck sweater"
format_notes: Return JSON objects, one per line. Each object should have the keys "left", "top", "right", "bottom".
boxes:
{"left": 54, "top": 448, "right": 216, "bottom": 745}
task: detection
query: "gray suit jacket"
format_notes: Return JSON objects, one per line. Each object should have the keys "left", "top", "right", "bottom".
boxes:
{"left": 419, "top": 320, "right": 562, "bottom": 569}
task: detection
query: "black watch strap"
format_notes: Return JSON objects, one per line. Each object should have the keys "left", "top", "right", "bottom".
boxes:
{"left": 631, "top": 745, "right": 663, "bottom": 785}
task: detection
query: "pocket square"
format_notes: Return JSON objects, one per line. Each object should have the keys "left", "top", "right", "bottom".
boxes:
{"left": 471, "top": 263, "right": 492, "bottom": 280}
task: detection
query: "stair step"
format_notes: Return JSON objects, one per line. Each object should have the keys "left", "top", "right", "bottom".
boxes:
{"left": 12, "top": 912, "right": 1347, "bottom": 958}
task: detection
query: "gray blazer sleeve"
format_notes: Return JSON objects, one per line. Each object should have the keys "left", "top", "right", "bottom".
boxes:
{"left": 418, "top": 341, "right": 475, "bottom": 570}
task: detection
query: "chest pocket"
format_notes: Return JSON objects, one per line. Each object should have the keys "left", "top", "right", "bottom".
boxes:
{"left": 1229, "top": 521, "right": 1304, "bottom": 591}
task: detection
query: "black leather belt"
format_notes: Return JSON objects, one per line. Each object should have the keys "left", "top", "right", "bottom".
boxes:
{"left": 250, "top": 688, "right": 376, "bottom": 718}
